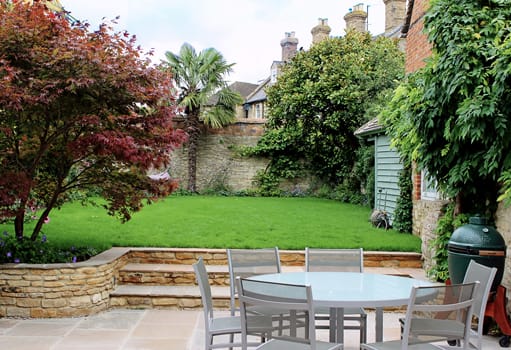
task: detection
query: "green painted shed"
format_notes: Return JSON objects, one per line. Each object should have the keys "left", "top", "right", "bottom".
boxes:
{"left": 355, "top": 118, "right": 403, "bottom": 225}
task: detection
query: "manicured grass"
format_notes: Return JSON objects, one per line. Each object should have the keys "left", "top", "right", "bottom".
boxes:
{"left": 1, "top": 196, "right": 421, "bottom": 253}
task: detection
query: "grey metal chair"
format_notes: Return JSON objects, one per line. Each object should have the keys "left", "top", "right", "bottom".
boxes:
{"left": 305, "top": 247, "right": 367, "bottom": 343}
{"left": 193, "top": 257, "right": 270, "bottom": 350}
{"left": 362, "top": 282, "right": 479, "bottom": 350}
{"left": 237, "top": 277, "right": 344, "bottom": 350}
{"left": 227, "top": 247, "right": 282, "bottom": 316}
{"left": 461, "top": 260, "right": 497, "bottom": 350}
{"left": 399, "top": 260, "right": 497, "bottom": 350}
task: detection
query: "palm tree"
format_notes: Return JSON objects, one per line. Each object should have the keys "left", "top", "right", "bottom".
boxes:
{"left": 163, "top": 43, "right": 243, "bottom": 192}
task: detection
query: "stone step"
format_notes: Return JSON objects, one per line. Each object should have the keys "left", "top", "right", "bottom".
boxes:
{"left": 118, "top": 263, "right": 230, "bottom": 286}
{"left": 111, "top": 255, "right": 426, "bottom": 311}
{"left": 109, "top": 282, "right": 408, "bottom": 312}
{"left": 118, "top": 263, "right": 304, "bottom": 286}
{"left": 110, "top": 284, "right": 231, "bottom": 310}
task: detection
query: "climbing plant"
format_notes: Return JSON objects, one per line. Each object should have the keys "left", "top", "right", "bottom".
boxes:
{"left": 382, "top": 0, "right": 511, "bottom": 218}
{"left": 392, "top": 166, "right": 413, "bottom": 233}
{"left": 427, "top": 203, "right": 469, "bottom": 281}
{"left": 249, "top": 31, "right": 404, "bottom": 195}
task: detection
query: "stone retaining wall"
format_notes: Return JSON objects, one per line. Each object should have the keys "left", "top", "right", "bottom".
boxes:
{"left": 125, "top": 248, "right": 423, "bottom": 268}
{"left": 0, "top": 248, "right": 129, "bottom": 318}
{"left": 0, "top": 247, "right": 422, "bottom": 318}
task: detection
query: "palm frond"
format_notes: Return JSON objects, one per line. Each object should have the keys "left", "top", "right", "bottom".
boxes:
{"left": 201, "top": 88, "right": 243, "bottom": 128}
{"left": 162, "top": 43, "right": 239, "bottom": 129}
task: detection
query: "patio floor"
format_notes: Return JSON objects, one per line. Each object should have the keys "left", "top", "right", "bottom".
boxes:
{"left": 0, "top": 265, "right": 506, "bottom": 349}
{"left": 0, "top": 307, "right": 504, "bottom": 349}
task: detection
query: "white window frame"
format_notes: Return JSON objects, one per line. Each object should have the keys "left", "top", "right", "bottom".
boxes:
{"left": 255, "top": 104, "right": 261, "bottom": 119}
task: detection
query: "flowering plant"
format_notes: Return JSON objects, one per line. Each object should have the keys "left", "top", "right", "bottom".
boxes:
{"left": 0, "top": 231, "right": 97, "bottom": 264}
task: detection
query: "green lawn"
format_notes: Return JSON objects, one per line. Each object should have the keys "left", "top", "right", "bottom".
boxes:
{"left": 1, "top": 196, "right": 421, "bottom": 253}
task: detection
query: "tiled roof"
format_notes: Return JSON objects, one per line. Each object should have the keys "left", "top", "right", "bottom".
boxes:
{"left": 354, "top": 117, "right": 383, "bottom": 137}
{"left": 207, "top": 81, "right": 258, "bottom": 105}
{"left": 245, "top": 77, "right": 270, "bottom": 104}
{"left": 229, "top": 81, "right": 259, "bottom": 98}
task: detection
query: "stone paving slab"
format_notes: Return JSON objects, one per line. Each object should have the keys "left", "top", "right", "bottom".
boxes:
{"left": 1, "top": 309, "right": 503, "bottom": 350}
{"left": 0, "top": 298, "right": 504, "bottom": 349}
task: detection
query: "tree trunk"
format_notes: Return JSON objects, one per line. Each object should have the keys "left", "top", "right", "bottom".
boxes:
{"left": 30, "top": 174, "right": 66, "bottom": 241}
{"left": 454, "top": 193, "right": 463, "bottom": 216}
{"left": 31, "top": 207, "right": 52, "bottom": 241}
{"left": 14, "top": 212, "right": 25, "bottom": 240}
{"left": 186, "top": 109, "right": 201, "bottom": 192}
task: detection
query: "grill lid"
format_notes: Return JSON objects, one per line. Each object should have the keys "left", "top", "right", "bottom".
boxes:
{"left": 448, "top": 216, "right": 506, "bottom": 252}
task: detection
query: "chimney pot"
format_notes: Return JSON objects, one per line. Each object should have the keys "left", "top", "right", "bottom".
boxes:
{"left": 311, "top": 17, "right": 331, "bottom": 44}
{"left": 344, "top": 3, "right": 368, "bottom": 33}
{"left": 280, "top": 31, "right": 299, "bottom": 62}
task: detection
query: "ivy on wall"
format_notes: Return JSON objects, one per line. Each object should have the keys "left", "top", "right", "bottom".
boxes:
{"left": 393, "top": 166, "right": 413, "bottom": 233}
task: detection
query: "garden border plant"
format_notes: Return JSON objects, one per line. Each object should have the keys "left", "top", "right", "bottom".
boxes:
{"left": 0, "top": 231, "right": 98, "bottom": 264}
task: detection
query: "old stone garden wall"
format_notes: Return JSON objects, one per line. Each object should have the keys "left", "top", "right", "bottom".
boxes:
{"left": 169, "top": 120, "right": 269, "bottom": 192}
{"left": 412, "top": 198, "right": 449, "bottom": 273}
{"left": 495, "top": 204, "right": 511, "bottom": 289}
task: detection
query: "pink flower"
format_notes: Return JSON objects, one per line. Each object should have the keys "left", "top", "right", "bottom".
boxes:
{"left": 43, "top": 217, "right": 50, "bottom": 224}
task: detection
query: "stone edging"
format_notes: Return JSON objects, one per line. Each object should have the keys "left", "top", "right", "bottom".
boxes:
{"left": 0, "top": 247, "right": 422, "bottom": 318}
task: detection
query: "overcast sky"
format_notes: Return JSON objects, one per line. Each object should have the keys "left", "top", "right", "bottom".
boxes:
{"left": 63, "top": 1, "right": 387, "bottom": 84}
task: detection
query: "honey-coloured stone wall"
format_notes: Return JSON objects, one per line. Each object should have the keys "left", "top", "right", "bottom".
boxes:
{"left": 0, "top": 248, "right": 129, "bottom": 318}
{"left": 0, "top": 247, "right": 422, "bottom": 318}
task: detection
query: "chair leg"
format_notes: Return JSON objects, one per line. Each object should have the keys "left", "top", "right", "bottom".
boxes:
{"left": 207, "top": 333, "right": 213, "bottom": 350}
{"left": 360, "top": 314, "right": 367, "bottom": 344}
{"left": 228, "top": 334, "right": 234, "bottom": 350}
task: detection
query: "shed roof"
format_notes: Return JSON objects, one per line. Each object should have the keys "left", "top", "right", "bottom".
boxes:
{"left": 354, "top": 117, "right": 383, "bottom": 138}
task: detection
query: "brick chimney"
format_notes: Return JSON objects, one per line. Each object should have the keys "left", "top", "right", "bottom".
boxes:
{"left": 383, "top": 0, "right": 407, "bottom": 32}
{"left": 280, "top": 31, "right": 299, "bottom": 62}
{"left": 311, "top": 18, "right": 331, "bottom": 44}
{"left": 344, "top": 3, "right": 368, "bottom": 32}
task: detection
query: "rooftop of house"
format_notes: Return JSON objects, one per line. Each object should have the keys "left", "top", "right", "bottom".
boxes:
{"left": 207, "top": 81, "right": 259, "bottom": 105}
{"left": 245, "top": 77, "right": 271, "bottom": 104}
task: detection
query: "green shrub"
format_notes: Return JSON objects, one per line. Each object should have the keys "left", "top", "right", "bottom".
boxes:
{"left": 427, "top": 204, "right": 469, "bottom": 281}
{"left": 0, "top": 231, "right": 98, "bottom": 264}
{"left": 393, "top": 166, "right": 413, "bottom": 233}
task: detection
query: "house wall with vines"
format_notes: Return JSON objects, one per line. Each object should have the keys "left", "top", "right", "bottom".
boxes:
{"left": 405, "top": 0, "right": 511, "bottom": 311}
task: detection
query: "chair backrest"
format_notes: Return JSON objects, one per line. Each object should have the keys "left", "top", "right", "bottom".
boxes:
{"left": 305, "top": 247, "right": 363, "bottom": 272}
{"left": 193, "top": 257, "right": 214, "bottom": 331}
{"left": 401, "top": 282, "right": 479, "bottom": 350}
{"left": 462, "top": 260, "right": 497, "bottom": 349}
{"left": 237, "top": 277, "right": 318, "bottom": 349}
{"left": 227, "top": 247, "right": 281, "bottom": 314}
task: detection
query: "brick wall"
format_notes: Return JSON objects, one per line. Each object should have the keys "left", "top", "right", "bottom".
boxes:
{"left": 404, "top": 0, "right": 432, "bottom": 74}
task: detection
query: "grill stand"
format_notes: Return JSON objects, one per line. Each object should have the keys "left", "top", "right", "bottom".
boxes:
{"left": 485, "top": 285, "right": 511, "bottom": 347}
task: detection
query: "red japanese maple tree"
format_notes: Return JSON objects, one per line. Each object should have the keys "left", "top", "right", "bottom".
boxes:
{"left": 0, "top": 1, "right": 186, "bottom": 240}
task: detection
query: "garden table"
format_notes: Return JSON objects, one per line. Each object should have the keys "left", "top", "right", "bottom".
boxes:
{"left": 249, "top": 271, "right": 434, "bottom": 343}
